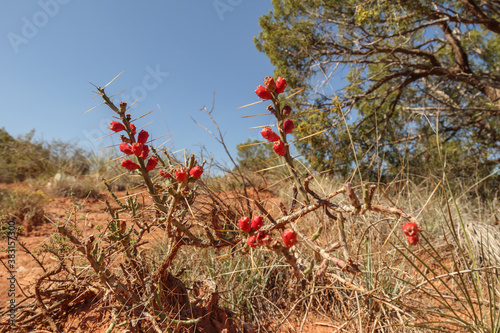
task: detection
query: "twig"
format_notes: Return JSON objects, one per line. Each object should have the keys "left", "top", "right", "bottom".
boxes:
{"left": 152, "top": 239, "right": 183, "bottom": 284}
{"left": 190, "top": 96, "right": 258, "bottom": 216}
{"left": 345, "top": 182, "right": 361, "bottom": 210}
{"left": 16, "top": 239, "right": 47, "bottom": 273}
{"left": 144, "top": 311, "right": 163, "bottom": 333}
{"left": 370, "top": 204, "right": 417, "bottom": 220}
{"left": 34, "top": 262, "right": 64, "bottom": 333}
{"left": 0, "top": 258, "right": 29, "bottom": 298}
{"left": 254, "top": 200, "right": 277, "bottom": 225}
{"left": 289, "top": 184, "right": 298, "bottom": 214}
{"left": 336, "top": 213, "right": 351, "bottom": 262}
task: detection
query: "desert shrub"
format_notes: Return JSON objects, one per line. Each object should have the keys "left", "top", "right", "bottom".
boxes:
{"left": 44, "top": 173, "right": 100, "bottom": 198}
{"left": 85, "top": 150, "right": 144, "bottom": 192}
{"left": 42, "top": 149, "right": 143, "bottom": 198}
{"left": 0, "top": 188, "right": 48, "bottom": 235}
{"left": 0, "top": 128, "right": 50, "bottom": 183}
{"left": 236, "top": 139, "right": 274, "bottom": 172}
{"left": 44, "top": 138, "right": 90, "bottom": 176}
{"left": 0, "top": 127, "right": 91, "bottom": 184}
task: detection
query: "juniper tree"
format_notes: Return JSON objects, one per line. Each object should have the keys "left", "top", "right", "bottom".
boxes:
{"left": 255, "top": 0, "right": 500, "bottom": 190}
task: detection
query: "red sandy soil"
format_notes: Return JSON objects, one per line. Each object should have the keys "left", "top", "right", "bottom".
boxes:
{"left": 0, "top": 184, "right": 108, "bottom": 306}
{"left": 0, "top": 182, "right": 333, "bottom": 332}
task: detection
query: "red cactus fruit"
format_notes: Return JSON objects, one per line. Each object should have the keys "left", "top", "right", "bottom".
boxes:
{"left": 120, "top": 220, "right": 126, "bottom": 233}
{"left": 238, "top": 216, "right": 251, "bottom": 233}
{"left": 282, "top": 105, "right": 292, "bottom": 117}
{"left": 247, "top": 235, "right": 258, "bottom": 248}
{"left": 110, "top": 121, "right": 125, "bottom": 132}
{"left": 275, "top": 77, "right": 287, "bottom": 94}
{"left": 121, "top": 158, "right": 139, "bottom": 171}
{"left": 132, "top": 142, "right": 143, "bottom": 157}
{"left": 159, "top": 169, "right": 171, "bottom": 178}
{"left": 263, "top": 76, "right": 276, "bottom": 92}
{"left": 273, "top": 140, "right": 286, "bottom": 156}
{"left": 137, "top": 130, "right": 149, "bottom": 144}
{"left": 402, "top": 222, "right": 419, "bottom": 237}
{"left": 140, "top": 144, "right": 149, "bottom": 159}
{"left": 283, "top": 119, "right": 294, "bottom": 134}
{"left": 261, "top": 127, "right": 280, "bottom": 142}
{"left": 251, "top": 215, "right": 264, "bottom": 232}
{"left": 145, "top": 156, "right": 158, "bottom": 171}
{"left": 119, "top": 142, "right": 133, "bottom": 155}
{"left": 175, "top": 168, "right": 188, "bottom": 182}
{"left": 255, "top": 85, "right": 272, "bottom": 100}
{"left": 282, "top": 228, "right": 297, "bottom": 248}
{"left": 256, "top": 231, "right": 271, "bottom": 245}
{"left": 406, "top": 235, "right": 419, "bottom": 246}
{"left": 189, "top": 165, "right": 204, "bottom": 178}
{"left": 130, "top": 123, "right": 137, "bottom": 135}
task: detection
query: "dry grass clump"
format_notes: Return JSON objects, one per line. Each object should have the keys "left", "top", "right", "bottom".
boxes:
{"left": 463, "top": 222, "right": 500, "bottom": 265}
{"left": 42, "top": 150, "right": 146, "bottom": 198}
{"left": 0, "top": 188, "right": 47, "bottom": 235}
{"left": 44, "top": 173, "right": 101, "bottom": 199}
{"left": 259, "top": 175, "right": 500, "bottom": 332}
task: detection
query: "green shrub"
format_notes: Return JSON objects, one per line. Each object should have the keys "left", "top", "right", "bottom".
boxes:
{"left": 0, "top": 127, "right": 91, "bottom": 183}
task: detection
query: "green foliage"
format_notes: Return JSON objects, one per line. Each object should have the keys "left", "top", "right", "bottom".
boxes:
{"left": 0, "top": 127, "right": 91, "bottom": 183}
{"left": 292, "top": 98, "right": 356, "bottom": 175}
{"left": 236, "top": 139, "right": 274, "bottom": 172}
{"left": 0, "top": 128, "right": 49, "bottom": 183}
{"left": 255, "top": 0, "right": 500, "bottom": 195}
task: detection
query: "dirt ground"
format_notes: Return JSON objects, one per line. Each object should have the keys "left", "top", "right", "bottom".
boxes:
{"left": 0, "top": 182, "right": 110, "bottom": 308}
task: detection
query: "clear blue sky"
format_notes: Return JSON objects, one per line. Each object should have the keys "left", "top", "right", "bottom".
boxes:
{"left": 1, "top": 1, "right": 276, "bottom": 168}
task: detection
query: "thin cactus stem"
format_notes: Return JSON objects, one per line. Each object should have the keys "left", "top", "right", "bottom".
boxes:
{"left": 272, "top": 94, "right": 310, "bottom": 205}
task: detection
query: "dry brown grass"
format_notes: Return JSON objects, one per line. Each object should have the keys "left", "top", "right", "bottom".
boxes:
{"left": 1, "top": 80, "right": 498, "bottom": 332}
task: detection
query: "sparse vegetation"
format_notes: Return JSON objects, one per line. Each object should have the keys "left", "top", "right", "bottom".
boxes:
{"left": 0, "top": 128, "right": 91, "bottom": 184}
{"left": 1, "top": 2, "right": 499, "bottom": 329}
{"left": 0, "top": 74, "right": 497, "bottom": 332}
{"left": 0, "top": 188, "right": 47, "bottom": 236}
